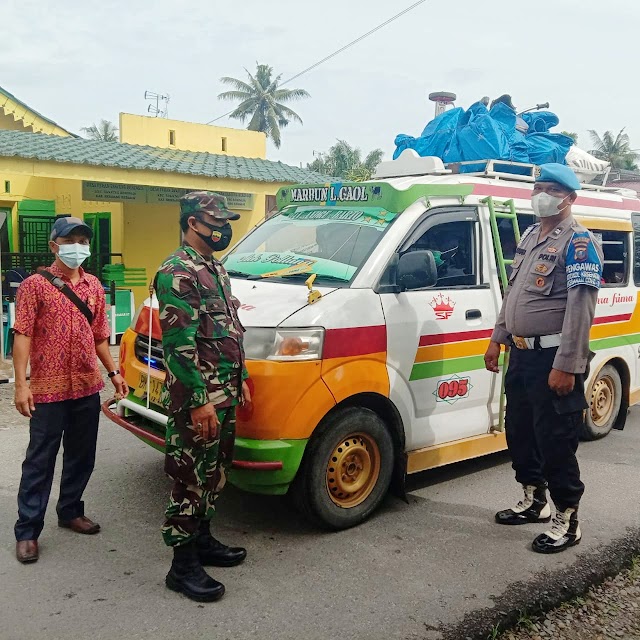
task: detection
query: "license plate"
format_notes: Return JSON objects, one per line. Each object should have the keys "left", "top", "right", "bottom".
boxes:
{"left": 137, "top": 373, "right": 164, "bottom": 406}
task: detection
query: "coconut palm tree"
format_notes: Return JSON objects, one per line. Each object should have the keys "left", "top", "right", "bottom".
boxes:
{"left": 561, "top": 131, "right": 578, "bottom": 145}
{"left": 588, "top": 128, "right": 639, "bottom": 170}
{"left": 81, "top": 119, "right": 118, "bottom": 142}
{"left": 218, "top": 64, "right": 309, "bottom": 148}
{"left": 308, "top": 140, "right": 384, "bottom": 181}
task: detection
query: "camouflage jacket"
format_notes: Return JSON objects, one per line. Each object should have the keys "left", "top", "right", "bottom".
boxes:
{"left": 155, "top": 243, "right": 247, "bottom": 413}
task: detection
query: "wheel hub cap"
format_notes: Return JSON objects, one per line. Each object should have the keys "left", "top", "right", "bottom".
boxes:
{"left": 590, "top": 376, "right": 615, "bottom": 427}
{"left": 326, "top": 433, "right": 381, "bottom": 508}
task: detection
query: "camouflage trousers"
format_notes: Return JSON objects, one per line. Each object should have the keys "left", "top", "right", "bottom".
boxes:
{"left": 162, "top": 406, "right": 236, "bottom": 547}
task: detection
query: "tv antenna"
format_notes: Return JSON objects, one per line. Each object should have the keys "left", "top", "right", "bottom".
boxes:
{"left": 144, "top": 91, "right": 170, "bottom": 118}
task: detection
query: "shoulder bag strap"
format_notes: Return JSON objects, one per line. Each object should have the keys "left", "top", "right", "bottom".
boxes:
{"left": 39, "top": 271, "right": 94, "bottom": 326}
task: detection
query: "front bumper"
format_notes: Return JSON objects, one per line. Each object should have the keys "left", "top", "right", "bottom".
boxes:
{"left": 101, "top": 399, "right": 307, "bottom": 494}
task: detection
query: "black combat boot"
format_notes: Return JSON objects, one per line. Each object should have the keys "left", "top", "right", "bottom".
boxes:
{"left": 495, "top": 484, "right": 551, "bottom": 525}
{"left": 196, "top": 520, "right": 247, "bottom": 568}
{"left": 165, "top": 542, "right": 225, "bottom": 602}
{"left": 532, "top": 507, "right": 581, "bottom": 554}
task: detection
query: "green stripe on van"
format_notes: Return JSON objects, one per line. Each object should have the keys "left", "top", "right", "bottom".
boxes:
{"left": 589, "top": 333, "right": 640, "bottom": 350}
{"left": 409, "top": 334, "right": 640, "bottom": 382}
{"left": 410, "top": 354, "right": 505, "bottom": 381}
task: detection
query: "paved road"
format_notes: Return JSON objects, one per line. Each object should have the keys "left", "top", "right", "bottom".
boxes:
{"left": 1, "top": 389, "right": 638, "bottom": 640}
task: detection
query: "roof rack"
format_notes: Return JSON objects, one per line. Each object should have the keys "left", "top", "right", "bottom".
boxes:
{"left": 445, "top": 159, "right": 538, "bottom": 182}
{"left": 375, "top": 151, "right": 637, "bottom": 198}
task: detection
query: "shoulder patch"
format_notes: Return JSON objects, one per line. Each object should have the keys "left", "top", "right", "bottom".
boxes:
{"left": 565, "top": 231, "right": 603, "bottom": 289}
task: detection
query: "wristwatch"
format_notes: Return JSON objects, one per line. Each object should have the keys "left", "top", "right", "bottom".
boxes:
{"left": 108, "top": 370, "right": 120, "bottom": 379}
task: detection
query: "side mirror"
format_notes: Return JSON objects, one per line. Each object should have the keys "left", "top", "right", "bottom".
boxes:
{"left": 397, "top": 250, "right": 438, "bottom": 291}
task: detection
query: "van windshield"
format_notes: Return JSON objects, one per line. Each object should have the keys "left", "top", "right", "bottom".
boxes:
{"left": 223, "top": 206, "right": 397, "bottom": 283}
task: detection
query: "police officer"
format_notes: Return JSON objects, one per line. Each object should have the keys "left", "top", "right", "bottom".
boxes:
{"left": 484, "top": 164, "right": 603, "bottom": 554}
{"left": 155, "top": 191, "right": 251, "bottom": 601}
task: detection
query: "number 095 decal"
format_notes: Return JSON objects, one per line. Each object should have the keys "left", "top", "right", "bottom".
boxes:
{"left": 433, "top": 375, "right": 473, "bottom": 404}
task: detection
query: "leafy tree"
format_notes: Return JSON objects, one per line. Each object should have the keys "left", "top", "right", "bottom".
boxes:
{"left": 308, "top": 140, "right": 384, "bottom": 181}
{"left": 588, "top": 128, "right": 639, "bottom": 170}
{"left": 561, "top": 131, "right": 578, "bottom": 144}
{"left": 218, "top": 63, "right": 309, "bottom": 148}
{"left": 81, "top": 119, "right": 118, "bottom": 142}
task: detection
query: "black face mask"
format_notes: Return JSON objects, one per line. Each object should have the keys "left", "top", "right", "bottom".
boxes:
{"left": 194, "top": 218, "right": 233, "bottom": 252}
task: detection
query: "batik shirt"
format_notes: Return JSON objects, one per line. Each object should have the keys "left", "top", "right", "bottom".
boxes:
{"left": 13, "top": 264, "right": 110, "bottom": 403}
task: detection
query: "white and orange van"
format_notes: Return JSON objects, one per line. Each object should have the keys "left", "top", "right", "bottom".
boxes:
{"left": 104, "top": 152, "right": 640, "bottom": 529}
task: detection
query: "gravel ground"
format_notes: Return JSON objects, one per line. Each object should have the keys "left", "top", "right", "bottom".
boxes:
{"left": 497, "top": 559, "right": 640, "bottom": 640}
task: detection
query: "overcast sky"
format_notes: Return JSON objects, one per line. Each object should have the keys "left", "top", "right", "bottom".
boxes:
{"left": 2, "top": 0, "right": 638, "bottom": 168}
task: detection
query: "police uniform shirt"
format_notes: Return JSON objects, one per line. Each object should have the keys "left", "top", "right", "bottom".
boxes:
{"left": 491, "top": 215, "right": 604, "bottom": 374}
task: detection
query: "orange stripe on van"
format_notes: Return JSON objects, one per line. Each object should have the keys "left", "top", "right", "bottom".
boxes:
{"left": 415, "top": 338, "right": 490, "bottom": 363}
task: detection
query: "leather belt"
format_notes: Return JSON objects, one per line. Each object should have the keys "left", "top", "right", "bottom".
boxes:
{"left": 511, "top": 333, "right": 562, "bottom": 350}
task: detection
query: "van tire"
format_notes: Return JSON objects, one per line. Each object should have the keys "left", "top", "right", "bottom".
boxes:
{"left": 290, "top": 407, "right": 394, "bottom": 530}
{"left": 582, "top": 364, "right": 622, "bottom": 440}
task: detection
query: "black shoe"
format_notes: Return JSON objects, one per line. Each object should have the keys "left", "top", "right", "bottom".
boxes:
{"left": 495, "top": 484, "right": 551, "bottom": 525}
{"left": 165, "top": 542, "right": 225, "bottom": 602}
{"left": 532, "top": 507, "right": 581, "bottom": 554}
{"left": 196, "top": 521, "right": 247, "bottom": 568}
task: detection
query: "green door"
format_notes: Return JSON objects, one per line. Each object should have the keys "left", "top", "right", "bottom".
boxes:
{"left": 17, "top": 200, "right": 56, "bottom": 271}
{"left": 83, "top": 212, "right": 111, "bottom": 278}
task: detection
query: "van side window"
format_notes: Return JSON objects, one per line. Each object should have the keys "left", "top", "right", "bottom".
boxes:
{"left": 593, "top": 230, "right": 629, "bottom": 287}
{"left": 496, "top": 214, "right": 536, "bottom": 261}
{"left": 632, "top": 214, "right": 640, "bottom": 286}
{"left": 408, "top": 220, "right": 477, "bottom": 287}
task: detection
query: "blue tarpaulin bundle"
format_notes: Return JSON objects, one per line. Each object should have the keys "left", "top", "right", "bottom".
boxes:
{"left": 393, "top": 101, "right": 574, "bottom": 168}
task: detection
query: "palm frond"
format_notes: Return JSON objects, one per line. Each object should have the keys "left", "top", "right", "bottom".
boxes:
{"left": 219, "top": 76, "right": 253, "bottom": 93}
{"left": 273, "top": 104, "right": 304, "bottom": 125}
{"left": 218, "top": 90, "right": 252, "bottom": 102}
{"left": 273, "top": 88, "right": 311, "bottom": 101}
{"left": 228, "top": 98, "right": 260, "bottom": 123}
{"left": 266, "top": 108, "right": 282, "bottom": 148}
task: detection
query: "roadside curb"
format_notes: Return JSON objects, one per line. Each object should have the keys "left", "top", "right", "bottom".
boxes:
{"left": 440, "top": 526, "right": 640, "bottom": 640}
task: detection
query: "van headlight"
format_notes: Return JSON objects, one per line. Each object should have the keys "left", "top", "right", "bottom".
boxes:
{"left": 243, "top": 328, "right": 324, "bottom": 361}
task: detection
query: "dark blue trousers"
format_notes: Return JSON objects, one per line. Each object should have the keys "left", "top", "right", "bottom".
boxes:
{"left": 505, "top": 347, "right": 586, "bottom": 511}
{"left": 15, "top": 393, "right": 100, "bottom": 541}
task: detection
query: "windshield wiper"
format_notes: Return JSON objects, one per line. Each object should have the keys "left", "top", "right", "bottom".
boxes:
{"left": 248, "top": 272, "right": 350, "bottom": 283}
{"left": 226, "top": 270, "right": 251, "bottom": 279}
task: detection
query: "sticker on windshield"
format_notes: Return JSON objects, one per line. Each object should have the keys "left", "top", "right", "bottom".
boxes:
{"left": 259, "top": 262, "right": 315, "bottom": 279}
{"left": 283, "top": 207, "right": 396, "bottom": 226}
{"left": 237, "top": 253, "right": 314, "bottom": 267}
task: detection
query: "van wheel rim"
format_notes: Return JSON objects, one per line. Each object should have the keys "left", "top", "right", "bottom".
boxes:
{"left": 591, "top": 376, "right": 615, "bottom": 428}
{"left": 326, "top": 433, "right": 381, "bottom": 508}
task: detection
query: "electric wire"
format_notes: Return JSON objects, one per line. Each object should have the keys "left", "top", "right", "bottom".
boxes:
{"left": 206, "top": 0, "right": 428, "bottom": 124}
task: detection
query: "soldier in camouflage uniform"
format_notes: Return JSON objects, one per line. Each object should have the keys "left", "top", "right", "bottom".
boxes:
{"left": 154, "top": 191, "right": 251, "bottom": 603}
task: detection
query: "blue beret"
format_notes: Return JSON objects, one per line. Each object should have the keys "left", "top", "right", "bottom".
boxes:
{"left": 535, "top": 163, "right": 581, "bottom": 192}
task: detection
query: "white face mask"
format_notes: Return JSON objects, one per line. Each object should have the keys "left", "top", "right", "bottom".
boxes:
{"left": 532, "top": 192, "right": 567, "bottom": 218}
{"left": 56, "top": 243, "right": 91, "bottom": 269}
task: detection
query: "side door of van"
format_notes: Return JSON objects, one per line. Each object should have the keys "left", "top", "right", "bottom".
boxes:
{"left": 589, "top": 220, "right": 637, "bottom": 388}
{"left": 380, "top": 206, "right": 499, "bottom": 451}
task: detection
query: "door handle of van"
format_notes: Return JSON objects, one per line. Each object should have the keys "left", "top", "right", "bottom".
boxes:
{"left": 466, "top": 309, "right": 482, "bottom": 320}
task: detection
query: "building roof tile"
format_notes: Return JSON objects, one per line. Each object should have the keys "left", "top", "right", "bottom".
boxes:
{"left": 0, "top": 129, "right": 330, "bottom": 184}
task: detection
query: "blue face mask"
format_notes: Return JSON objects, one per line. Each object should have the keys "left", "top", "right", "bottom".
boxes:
{"left": 56, "top": 243, "right": 91, "bottom": 269}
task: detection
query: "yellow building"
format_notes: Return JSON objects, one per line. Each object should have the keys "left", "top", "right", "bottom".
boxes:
{"left": 0, "top": 86, "right": 326, "bottom": 306}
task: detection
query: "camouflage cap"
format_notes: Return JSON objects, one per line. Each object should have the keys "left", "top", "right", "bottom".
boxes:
{"left": 179, "top": 191, "right": 241, "bottom": 221}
